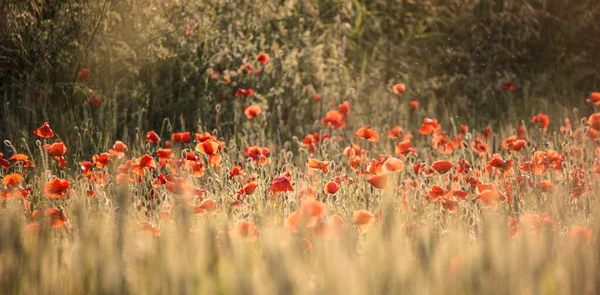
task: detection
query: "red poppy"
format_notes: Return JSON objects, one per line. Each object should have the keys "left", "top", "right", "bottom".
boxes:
{"left": 244, "top": 145, "right": 271, "bottom": 165}
{"left": 89, "top": 96, "right": 101, "bottom": 107}
{"left": 431, "top": 160, "right": 453, "bottom": 174}
{"left": 499, "top": 81, "right": 517, "bottom": 91}
{"left": 324, "top": 181, "right": 340, "bottom": 194}
{"left": 313, "top": 94, "right": 321, "bottom": 102}
{"left": 195, "top": 139, "right": 221, "bottom": 155}
{"left": 244, "top": 105, "right": 262, "bottom": 119}
{"left": 409, "top": 101, "right": 420, "bottom": 110}
{"left": 269, "top": 171, "right": 294, "bottom": 193}
{"left": 256, "top": 53, "right": 270, "bottom": 65}
{"left": 395, "top": 140, "right": 417, "bottom": 156}
{"left": 586, "top": 92, "right": 600, "bottom": 105}
{"left": 236, "top": 221, "right": 258, "bottom": 242}
{"left": 3, "top": 173, "right": 23, "bottom": 187}
{"left": 392, "top": 83, "right": 406, "bottom": 95}
{"left": 235, "top": 88, "right": 254, "bottom": 97}
{"left": 338, "top": 101, "right": 350, "bottom": 120}
{"left": 588, "top": 113, "right": 600, "bottom": 131}
{"left": 93, "top": 153, "right": 112, "bottom": 168}
{"left": 146, "top": 130, "right": 161, "bottom": 143}
{"left": 34, "top": 122, "right": 54, "bottom": 138}
{"left": 418, "top": 118, "right": 441, "bottom": 135}
{"left": 321, "top": 110, "right": 346, "bottom": 129}
{"left": 78, "top": 68, "right": 91, "bottom": 80}
{"left": 44, "top": 141, "right": 67, "bottom": 157}
{"left": 44, "top": 178, "right": 71, "bottom": 198}
{"left": 355, "top": 125, "right": 379, "bottom": 142}
{"left": 172, "top": 132, "right": 192, "bottom": 143}
{"left": 237, "top": 181, "right": 258, "bottom": 195}
{"left": 531, "top": 113, "right": 550, "bottom": 131}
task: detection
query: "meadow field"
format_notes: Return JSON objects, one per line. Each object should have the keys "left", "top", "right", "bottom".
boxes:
{"left": 1, "top": 0, "right": 600, "bottom": 294}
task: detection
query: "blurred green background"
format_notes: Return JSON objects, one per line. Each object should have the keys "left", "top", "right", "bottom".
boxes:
{"left": 1, "top": 0, "right": 599, "bottom": 154}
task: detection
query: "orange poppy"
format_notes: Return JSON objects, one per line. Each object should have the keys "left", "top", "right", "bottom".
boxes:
{"left": 45, "top": 208, "right": 68, "bottom": 228}
{"left": 395, "top": 140, "right": 417, "bottom": 156}
{"left": 195, "top": 139, "right": 221, "bottom": 155}
{"left": 367, "top": 173, "right": 389, "bottom": 189}
{"left": 137, "top": 154, "right": 157, "bottom": 170}
{"left": 441, "top": 198, "right": 459, "bottom": 213}
{"left": 44, "top": 178, "right": 71, "bottom": 198}
{"left": 570, "top": 226, "right": 593, "bottom": 244}
{"left": 256, "top": 53, "right": 270, "bottom": 65}
{"left": 588, "top": 113, "right": 600, "bottom": 131}
{"left": 307, "top": 159, "right": 331, "bottom": 173}
{"left": 431, "top": 160, "right": 453, "bottom": 174}
{"left": 382, "top": 157, "right": 404, "bottom": 173}
{"left": 229, "top": 164, "right": 245, "bottom": 179}
{"left": 244, "top": 105, "right": 262, "bottom": 119}
{"left": 33, "top": 122, "right": 54, "bottom": 138}
{"left": 338, "top": 101, "right": 350, "bottom": 120}
{"left": 3, "top": 173, "right": 23, "bottom": 187}
{"left": 355, "top": 125, "right": 379, "bottom": 142}
{"left": 352, "top": 210, "right": 375, "bottom": 234}
{"left": 427, "top": 185, "right": 447, "bottom": 202}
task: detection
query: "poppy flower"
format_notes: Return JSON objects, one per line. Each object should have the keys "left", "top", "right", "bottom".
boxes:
{"left": 78, "top": 68, "right": 91, "bottom": 80}
{"left": 382, "top": 157, "right": 404, "bottom": 173}
{"left": 229, "top": 164, "right": 245, "bottom": 179}
{"left": 441, "top": 198, "right": 459, "bottom": 213}
{"left": 307, "top": 159, "right": 331, "bottom": 173}
{"left": 418, "top": 118, "right": 441, "bottom": 135}
{"left": 195, "top": 139, "right": 221, "bottom": 155}
{"left": 44, "top": 178, "right": 71, "bottom": 198}
{"left": 471, "top": 137, "right": 489, "bottom": 157}
{"left": 427, "top": 185, "right": 447, "bottom": 202}
{"left": 172, "top": 132, "right": 192, "bottom": 143}
{"left": 367, "top": 173, "right": 389, "bottom": 189}
{"left": 313, "top": 94, "right": 321, "bottom": 102}
{"left": 269, "top": 171, "right": 294, "bottom": 193}
{"left": 193, "top": 199, "right": 217, "bottom": 216}
{"left": 3, "top": 173, "right": 23, "bottom": 187}
{"left": 244, "top": 145, "right": 270, "bottom": 165}
{"left": 587, "top": 113, "right": 600, "bottom": 131}
{"left": 236, "top": 221, "right": 259, "bottom": 242}
{"left": 34, "top": 122, "right": 54, "bottom": 138}
{"left": 431, "top": 160, "right": 453, "bottom": 174}
{"left": 321, "top": 110, "right": 346, "bottom": 129}
{"left": 256, "top": 53, "right": 270, "bottom": 65}
{"left": 355, "top": 125, "right": 379, "bottom": 142}
{"left": 89, "top": 96, "right": 101, "bottom": 107}
{"left": 499, "top": 81, "right": 517, "bottom": 91}
{"left": 44, "top": 141, "right": 67, "bottom": 157}
{"left": 109, "top": 141, "right": 128, "bottom": 159}
{"left": 9, "top": 154, "right": 35, "bottom": 167}
{"left": 586, "top": 92, "right": 600, "bottom": 105}
{"left": 338, "top": 101, "right": 350, "bottom": 120}
{"left": 45, "top": 208, "right": 68, "bottom": 228}
{"left": 324, "top": 181, "right": 340, "bottom": 194}
{"left": 93, "top": 153, "right": 112, "bottom": 168}
{"left": 395, "top": 140, "right": 417, "bottom": 156}
{"left": 531, "top": 114, "right": 550, "bottom": 131}
{"left": 570, "top": 226, "right": 593, "bottom": 244}
{"left": 392, "top": 83, "right": 406, "bottom": 95}
{"left": 409, "top": 101, "right": 420, "bottom": 110}
{"left": 237, "top": 181, "right": 259, "bottom": 195}
{"left": 146, "top": 130, "right": 161, "bottom": 143}
{"left": 353, "top": 210, "right": 375, "bottom": 234}
{"left": 0, "top": 153, "right": 9, "bottom": 169}
{"left": 235, "top": 88, "right": 254, "bottom": 97}
{"left": 244, "top": 105, "right": 262, "bottom": 119}
{"left": 137, "top": 154, "right": 157, "bottom": 170}
{"left": 138, "top": 222, "right": 160, "bottom": 237}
